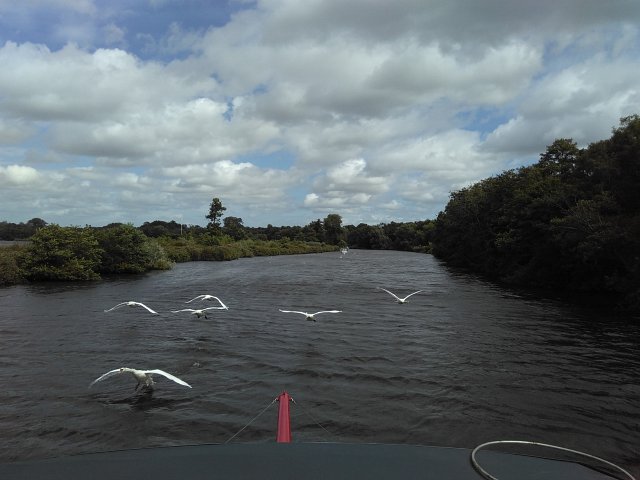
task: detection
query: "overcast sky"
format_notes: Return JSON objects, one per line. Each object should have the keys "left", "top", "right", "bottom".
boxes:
{"left": 0, "top": 0, "right": 638, "bottom": 228}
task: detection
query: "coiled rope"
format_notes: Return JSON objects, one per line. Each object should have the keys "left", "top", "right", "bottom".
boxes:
{"left": 470, "top": 440, "right": 636, "bottom": 480}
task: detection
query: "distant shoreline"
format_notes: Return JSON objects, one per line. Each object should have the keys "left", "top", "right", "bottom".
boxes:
{"left": 0, "top": 240, "right": 29, "bottom": 247}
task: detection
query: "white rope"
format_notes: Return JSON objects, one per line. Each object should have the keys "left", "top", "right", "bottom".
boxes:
{"left": 224, "top": 397, "right": 277, "bottom": 444}
{"left": 291, "top": 397, "right": 335, "bottom": 439}
{"left": 470, "top": 440, "right": 636, "bottom": 480}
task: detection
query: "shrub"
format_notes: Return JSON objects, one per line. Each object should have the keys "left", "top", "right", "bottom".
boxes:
{"left": 21, "top": 225, "right": 102, "bottom": 281}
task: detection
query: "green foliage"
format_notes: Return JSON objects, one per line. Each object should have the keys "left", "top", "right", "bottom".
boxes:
{"left": 347, "top": 224, "right": 390, "bottom": 249}
{"left": 223, "top": 216, "right": 247, "bottom": 240}
{"left": 0, "top": 218, "right": 47, "bottom": 240}
{"left": 323, "top": 214, "right": 344, "bottom": 245}
{"left": 21, "top": 225, "right": 102, "bottom": 281}
{"left": 206, "top": 197, "right": 226, "bottom": 233}
{"left": 0, "top": 244, "right": 26, "bottom": 286}
{"left": 95, "top": 223, "right": 172, "bottom": 274}
{"left": 158, "top": 237, "right": 337, "bottom": 262}
{"left": 142, "top": 238, "right": 174, "bottom": 270}
{"left": 433, "top": 116, "right": 640, "bottom": 307}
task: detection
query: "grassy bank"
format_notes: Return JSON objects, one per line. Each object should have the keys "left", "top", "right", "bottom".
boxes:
{"left": 0, "top": 230, "right": 338, "bottom": 287}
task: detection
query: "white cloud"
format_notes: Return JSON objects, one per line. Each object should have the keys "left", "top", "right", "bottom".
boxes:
{"left": 0, "top": 164, "right": 41, "bottom": 185}
{"left": 0, "top": 0, "right": 639, "bottom": 226}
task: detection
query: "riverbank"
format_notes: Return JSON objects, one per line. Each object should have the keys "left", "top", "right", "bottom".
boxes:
{"left": 0, "top": 236, "right": 338, "bottom": 287}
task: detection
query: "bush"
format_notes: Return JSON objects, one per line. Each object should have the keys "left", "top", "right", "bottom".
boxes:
{"left": 0, "top": 245, "right": 25, "bottom": 286}
{"left": 21, "top": 225, "right": 102, "bottom": 281}
{"left": 95, "top": 224, "right": 172, "bottom": 273}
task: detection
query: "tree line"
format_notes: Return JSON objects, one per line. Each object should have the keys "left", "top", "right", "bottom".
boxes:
{"left": 431, "top": 115, "right": 640, "bottom": 307}
{"left": 1, "top": 211, "right": 434, "bottom": 253}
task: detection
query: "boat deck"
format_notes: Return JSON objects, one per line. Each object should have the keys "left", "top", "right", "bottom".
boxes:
{"left": 0, "top": 442, "right": 621, "bottom": 480}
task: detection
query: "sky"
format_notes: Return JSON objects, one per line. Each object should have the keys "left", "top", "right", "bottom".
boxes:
{"left": 0, "top": 1, "right": 639, "bottom": 228}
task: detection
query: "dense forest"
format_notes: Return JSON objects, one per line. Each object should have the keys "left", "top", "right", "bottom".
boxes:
{"left": 1, "top": 116, "right": 639, "bottom": 309}
{"left": 433, "top": 115, "right": 640, "bottom": 307}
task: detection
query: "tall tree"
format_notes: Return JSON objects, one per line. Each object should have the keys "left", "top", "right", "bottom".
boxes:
{"left": 323, "top": 213, "right": 344, "bottom": 245}
{"left": 206, "top": 197, "right": 227, "bottom": 233}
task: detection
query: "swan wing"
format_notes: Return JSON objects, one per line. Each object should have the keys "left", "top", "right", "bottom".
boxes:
{"left": 103, "top": 302, "right": 128, "bottom": 312}
{"left": 208, "top": 296, "right": 229, "bottom": 309}
{"left": 134, "top": 302, "right": 158, "bottom": 314}
{"left": 403, "top": 290, "right": 423, "bottom": 300}
{"left": 145, "top": 369, "right": 192, "bottom": 388}
{"left": 379, "top": 288, "right": 401, "bottom": 301}
{"left": 279, "top": 309, "right": 307, "bottom": 316}
{"left": 185, "top": 295, "right": 206, "bottom": 304}
{"left": 89, "top": 368, "right": 123, "bottom": 387}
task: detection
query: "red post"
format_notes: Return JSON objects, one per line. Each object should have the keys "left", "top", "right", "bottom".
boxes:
{"left": 276, "top": 391, "right": 292, "bottom": 443}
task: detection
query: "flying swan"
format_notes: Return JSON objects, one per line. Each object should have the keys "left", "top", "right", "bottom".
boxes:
{"left": 279, "top": 309, "right": 342, "bottom": 322}
{"left": 104, "top": 301, "right": 158, "bottom": 314}
{"left": 171, "top": 307, "right": 226, "bottom": 319}
{"left": 89, "top": 367, "right": 191, "bottom": 390}
{"left": 378, "top": 288, "right": 423, "bottom": 304}
{"left": 185, "top": 295, "right": 229, "bottom": 309}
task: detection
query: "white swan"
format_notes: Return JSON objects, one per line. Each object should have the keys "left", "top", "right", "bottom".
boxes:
{"left": 378, "top": 288, "right": 423, "bottom": 304}
{"left": 279, "top": 309, "right": 342, "bottom": 322}
{"left": 185, "top": 295, "right": 228, "bottom": 309}
{"left": 89, "top": 367, "right": 191, "bottom": 390}
{"left": 104, "top": 301, "right": 158, "bottom": 314}
{"left": 171, "top": 307, "right": 226, "bottom": 319}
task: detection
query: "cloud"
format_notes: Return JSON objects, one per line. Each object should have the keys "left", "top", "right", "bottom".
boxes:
{"left": 0, "top": 0, "right": 639, "bottom": 227}
{"left": 0, "top": 164, "right": 41, "bottom": 185}
{"left": 483, "top": 56, "right": 640, "bottom": 156}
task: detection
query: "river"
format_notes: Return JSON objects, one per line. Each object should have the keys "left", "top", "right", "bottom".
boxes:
{"left": 0, "top": 250, "right": 638, "bottom": 475}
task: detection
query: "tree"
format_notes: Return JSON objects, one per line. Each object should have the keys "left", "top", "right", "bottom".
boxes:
{"left": 323, "top": 213, "right": 344, "bottom": 245}
{"left": 223, "top": 216, "right": 247, "bottom": 240}
{"left": 206, "top": 197, "right": 227, "bottom": 233}
{"left": 303, "top": 219, "right": 325, "bottom": 242}
{"left": 539, "top": 138, "right": 580, "bottom": 177}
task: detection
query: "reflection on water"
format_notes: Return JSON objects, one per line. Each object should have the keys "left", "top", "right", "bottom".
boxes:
{"left": 0, "top": 250, "right": 638, "bottom": 475}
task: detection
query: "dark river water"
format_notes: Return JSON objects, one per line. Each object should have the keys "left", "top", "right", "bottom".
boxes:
{"left": 1, "top": 250, "right": 638, "bottom": 475}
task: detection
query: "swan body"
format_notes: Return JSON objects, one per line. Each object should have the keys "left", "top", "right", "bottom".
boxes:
{"left": 171, "top": 307, "right": 225, "bottom": 318}
{"left": 279, "top": 309, "right": 341, "bottom": 322}
{"left": 89, "top": 367, "right": 191, "bottom": 390}
{"left": 185, "top": 295, "right": 228, "bottom": 309}
{"left": 104, "top": 301, "right": 158, "bottom": 314}
{"left": 378, "top": 288, "right": 423, "bottom": 304}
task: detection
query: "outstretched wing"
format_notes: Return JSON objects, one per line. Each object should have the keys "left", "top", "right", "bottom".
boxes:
{"left": 279, "top": 309, "right": 308, "bottom": 316}
{"left": 208, "top": 296, "right": 229, "bottom": 309}
{"left": 185, "top": 295, "right": 206, "bottom": 304}
{"left": 313, "top": 310, "right": 342, "bottom": 315}
{"left": 104, "top": 302, "right": 128, "bottom": 312}
{"left": 403, "top": 290, "right": 423, "bottom": 300}
{"left": 171, "top": 309, "right": 196, "bottom": 313}
{"left": 89, "top": 368, "right": 122, "bottom": 387}
{"left": 187, "top": 295, "right": 229, "bottom": 309}
{"left": 133, "top": 302, "right": 158, "bottom": 314}
{"left": 202, "top": 306, "right": 226, "bottom": 312}
{"left": 145, "top": 369, "right": 192, "bottom": 388}
{"left": 378, "top": 288, "right": 401, "bottom": 301}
